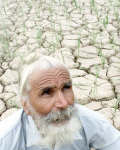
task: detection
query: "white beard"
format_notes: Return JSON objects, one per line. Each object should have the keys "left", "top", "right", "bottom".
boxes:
{"left": 28, "top": 103, "right": 82, "bottom": 149}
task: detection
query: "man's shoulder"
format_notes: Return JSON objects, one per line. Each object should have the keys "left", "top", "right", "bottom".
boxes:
{"left": 75, "top": 103, "right": 105, "bottom": 121}
{"left": 75, "top": 103, "right": 111, "bottom": 130}
{"left": 75, "top": 103, "right": 120, "bottom": 149}
{"left": 0, "top": 109, "right": 24, "bottom": 141}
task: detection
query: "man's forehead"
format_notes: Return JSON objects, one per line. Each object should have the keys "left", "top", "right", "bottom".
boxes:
{"left": 29, "top": 67, "right": 71, "bottom": 88}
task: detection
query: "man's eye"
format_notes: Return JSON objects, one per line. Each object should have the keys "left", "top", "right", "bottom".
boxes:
{"left": 63, "top": 85, "right": 71, "bottom": 90}
{"left": 41, "top": 88, "right": 51, "bottom": 96}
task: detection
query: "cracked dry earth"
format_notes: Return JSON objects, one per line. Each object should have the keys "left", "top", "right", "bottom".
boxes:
{"left": 0, "top": 0, "right": 120, "bottom": 130}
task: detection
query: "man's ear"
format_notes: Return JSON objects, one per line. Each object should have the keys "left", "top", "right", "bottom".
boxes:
{"left": 21, "top": 100, "right": 31, "bottom": 115}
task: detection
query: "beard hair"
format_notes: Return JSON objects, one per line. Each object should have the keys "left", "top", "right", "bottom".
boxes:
{"left": 28, "top": 103, "right": 81, "bottom": 148}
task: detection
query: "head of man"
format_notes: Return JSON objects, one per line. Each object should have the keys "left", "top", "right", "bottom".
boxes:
{"left": 20, "top": 56, "right": 81, "bottom": 148}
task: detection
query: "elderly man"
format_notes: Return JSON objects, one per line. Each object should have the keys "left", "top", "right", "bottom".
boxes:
{"left": 0, "top": 56, "right": 120, "bottom": 150}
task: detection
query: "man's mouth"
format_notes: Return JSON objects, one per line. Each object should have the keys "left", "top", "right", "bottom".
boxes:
{"left": 52, "top": 118, "right": 69, "bottom": 126}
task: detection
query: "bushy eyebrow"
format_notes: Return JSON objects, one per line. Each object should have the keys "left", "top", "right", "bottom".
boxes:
{"left": 63, "top": 80, "right": 72, "bottom": 87}
{"left": 40, "top": 80, "right": 72, "bottom": 92}
{"left": 41, "top": 86, "right": 54, "bottom": 92}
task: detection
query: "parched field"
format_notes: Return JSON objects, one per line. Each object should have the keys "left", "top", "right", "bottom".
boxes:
{"left": 0, "top": 0, "right": 120, "bottom": 129}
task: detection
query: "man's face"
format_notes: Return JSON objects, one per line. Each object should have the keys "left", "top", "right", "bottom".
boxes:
{"left": 23, "top": 67, "right": 81, "bottom": 147}
{"left": 28, "top": 66, "right": 74, "bottom": 119}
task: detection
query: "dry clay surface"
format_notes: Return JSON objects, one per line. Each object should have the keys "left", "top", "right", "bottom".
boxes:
{"left": 0, "top": 0, "right": 120, "bottom": 130}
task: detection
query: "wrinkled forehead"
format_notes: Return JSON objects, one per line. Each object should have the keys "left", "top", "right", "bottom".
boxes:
{"left": 29, "top": 66, "right": 71, "bottom": 89}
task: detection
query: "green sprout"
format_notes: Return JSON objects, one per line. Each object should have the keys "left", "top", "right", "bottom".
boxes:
{"left": 90, "top": 0, "right": 95, "bottom": 7}
{"left": 103, "top": 15, "right": 109, "bottom": 28}
{"left": 114, "top": 97, "right": 120, "bottom": 112}
{"left": 95, "top": 65, "right": 100, "bottom": 78}
{"left": 77, "top": 38, "right": 81, "bottom": 57}
{"left": 72, "top": 0, "right": 78, "bottom": 8}
{"left": 97, "top": 48, "right": 105, "bottom": 68}
{"left": 36, "top": 29, "right": 42, "bottom": 47}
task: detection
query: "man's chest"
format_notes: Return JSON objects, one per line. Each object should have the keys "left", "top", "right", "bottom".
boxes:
{"left": 26, "top": 128, "right": 90, "bottom": 150}
{"left": 26, "top": 137, "right": 90, "bottom": 150}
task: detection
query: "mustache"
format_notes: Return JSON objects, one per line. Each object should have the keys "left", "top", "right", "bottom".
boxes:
{"left": 43, "top": 105, "right": 75, "bottom": 123}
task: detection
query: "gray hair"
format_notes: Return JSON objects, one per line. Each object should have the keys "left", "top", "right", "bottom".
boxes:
{"left": 19, "top": 56, "right": 67, "bottom": 101}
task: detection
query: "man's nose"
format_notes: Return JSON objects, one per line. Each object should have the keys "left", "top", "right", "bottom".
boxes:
{"left": 55, "top": 91, "right": 68, "bottom": 109}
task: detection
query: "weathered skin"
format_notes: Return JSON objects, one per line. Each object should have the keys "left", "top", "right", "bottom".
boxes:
{"left": 23, "top": 67, "right": 74, "bottom": 115}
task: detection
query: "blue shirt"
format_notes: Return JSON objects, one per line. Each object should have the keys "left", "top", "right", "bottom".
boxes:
{"left": 0, "top": 104, "right": 120, "bottom": 150}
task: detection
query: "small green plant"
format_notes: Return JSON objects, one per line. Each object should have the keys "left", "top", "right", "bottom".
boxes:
{"left": 72, "top": 0, "right": 78, "bottom": 8}
{"left": 95, "top": 65, "right": 100, "bottom": 78}
{"left": 97, "top": 48, "right": 105, "bottom": 68}
{"left": 27, "top": 0, "right": 33, "bottom": 9}
{"left": 114, "top": 8, "right": 120, "bottom": 24}
{"left": 90, "top": 80, "right": 98, "bottom": 99}
{"left": 55, "top": 32, "right": 61, "bottom": 48}
{"left": 90, "top": 64, "right": 100, "bottom": 98}
{"left": 89, "top": 32, "right": 98, "bottom": 45}
{"left": 49, "top": 42, "right": 57, "bottom": 54}
{"left": 77, "top": 38, "right": 81, "bottom": 57}
{"left": 36, "top": 29, "right": 43, "bottom": 47}
{"left": 109, "top": 34, "right": 114, "bottom": 44}
{"left": 90, "top": 0, "right": 95, "bottom": 7}
{"left": 63, "top": 2, "right": 71, "bottom": 19}
{"left": 114, "top": 97, "right": 120, "bottom": 111}
{"left": 0, "top": 32, "right": 15, "bottom": 62}
{"left": 103, "top": 15, "right": 109, "bottom": 28}
{"left": 90, "top": 0, "right": 96, "bottom": 14}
